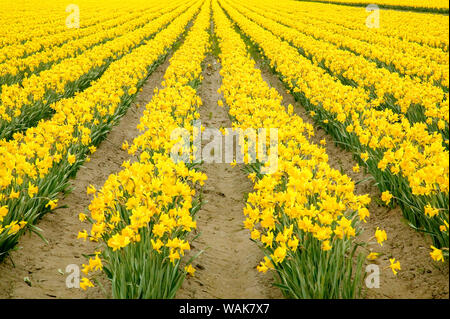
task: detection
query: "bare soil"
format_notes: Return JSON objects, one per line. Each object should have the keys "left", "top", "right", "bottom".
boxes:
{"left": 0, "top": 55, "right": 171, "bottom": 299}
{"left": 0, "top": 34, "right": 447, "bottom": 301}
{"left": 176, "top": 56, "right": 283, "bottom": 299}
{"left": 257, "top": 60, "right": 449, "bottom": 299}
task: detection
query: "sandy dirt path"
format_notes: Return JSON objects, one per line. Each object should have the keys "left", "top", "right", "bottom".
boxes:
{"left": 0, "top": 55, "right": 171, "bottom": 299}
{"left": 256, "top": 59, "right": 449, "bottom": 299}
{"left": 176, "top": 55, "right": 282, "bottom": 299}
{"left": 1, "top": 19, "right": 447, "bottom": 300}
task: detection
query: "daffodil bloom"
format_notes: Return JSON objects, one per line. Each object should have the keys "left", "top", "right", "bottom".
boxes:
{"left": 424, "top": 205, "right": 440, "bottom": 218}
{"left": 107, "top": 233, "right": 130, "bottom": 251}
{"left": 375, "top": 227, "right": 387, "bottom": 246}
{"left": 257, "top": 262, "right": 269, "bottom": 273}
{"left": 430, "top": 246, "right": 444, "bottom": 262}
{"left": 89, "top": 255, "right": 103, "bottom": 271}
{"left": 250, "top": 229, "right": 261, "bottom": 240}
{"left": 0, "top": 206, "right": 8, "bottom": 222}
{"left": 321, "top": 240, "right": 332, "bottom": 251}
{"left": 86, "top": 184, "right": 96, "bottom": 195}
{"left": 389, "top": 258, "right": 401, "bottom": 275}
{"left": 79, "top": 213, "right": 87, "bottom": 222}
{"left": 184, "top": 264, "right": 196, "bottom": 276}
{"left": 28, "top": 182, "right": 38, "bottom": 198}
{"left": 9, "top": 190, "right": 20, "bottom": 199}
{"left": 67, "top": 153, "right": 76, "bottom": 165}
{"left": 6, "top": 222, "right": 21, "bottom": 235}
{"left": 381, "top": 191, "right": 393, "bottom": 205}
{"left": 151, "top": 239, "right": 164, "bottom": 253}
{"left": 45, "top": 199, "right": 58, "bottom": 210}
{"left": 80, "top": 277, "right": 94, "bottom": 290}
{"left": 366, "top": 252, "right": 379, "bottom": 260}
{"left": 77, "top": 230, "right": 88, "bottom": 241}
{"left": 168, "top": 249, "right": 180, "bottom": 264}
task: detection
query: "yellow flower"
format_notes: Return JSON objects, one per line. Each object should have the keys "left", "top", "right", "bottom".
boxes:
{"left": 272, "top": 245, "right": 287, "bottom": 263}
{"left": 107, "top": 233, "right": 130, "bottom": 251}
{"left": 45, "top": 199, "right": 58, "bottom": 210}
{"left": 430, "top": 246, "right": 444, "bottom": 262}
{"left": 375, "top": 227, "right": 387, "bottom": 246}
{"left": 257, "top": 262, "right": 269, "bottom": 273}
{"left": 424, "top": 205, "right": 439, "bottom": 218}
{"left": 79, "top": 277, "right": 94, "bottom": 290}
{"left": 28, "top": 182, "right": 38, "bottom": 198}
{"left": 389, "top": 258, "right": 401, "bottom": 275}
{"left": 151, "top": 239, "right": 164, "bottom": 253}
{"left": 77, "top": 230, "right": 88, "bottom": 241}
{"left": 440, "top": 220, "right": 448, "bottom": 232}
{"left": 287, "top": 237, "right": 299, "bottom": 251}
{"left": 68, "top": 153, "right": 76, "bottom": 165}
{"left": 89, "top": 255, "right": 103, "bottom": 271}
{"left": 184, "top": 264, "right": 196, "bottom": 276}
{"left": 250, "top": 229, "right": 260, "bottom": 240}
{"left": 86, "top": 184, "right": 96, "bottom": 195}
{"left": 128, "top": 87, "right": 137, "bottom": 95}
{"left": 366, "top": 252, "right": 379, "bottom": 260}
{"left": 261, "top": 231, "right": 274, "bottom": 248}
{"left": 321, "top": 240, "right": 332, "bottom": 251}
{"left": 9, "top": 190, "right": 20, "bottom": 199}
{"left": 0, "top": 206, "right": 8, "bottom": 222}
{"left": 6, "top": 221, "right": 26, "bottom": 235}
{"left": 352, "top": 164, "right": 360, "bottom": 173}
{"left": 360, "top": 152, "right": 369, "bottom": 161}
{"left": 358, "top": 207, "right": 370, "bottom": 223}
{"left": 381, "top": 191, "right": 392, "bottom": 205}
{"left": 169, "top": 249, "right": 180, "bottom": 264}
{"left": 81, "top": 263, "right": 91, "bottom": 275}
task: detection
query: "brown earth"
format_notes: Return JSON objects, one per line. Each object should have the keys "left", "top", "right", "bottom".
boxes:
{"left": 0, "top": 25, "right": 448, "bottom": 300}
{"left": 257, "top": 59, "right": 449, "bottom": 299}
{"left": 0, "top": 54, "right": 172, "bottom": 299}
{"left": 176, "top": 55, "right": 283, "bottom": 299}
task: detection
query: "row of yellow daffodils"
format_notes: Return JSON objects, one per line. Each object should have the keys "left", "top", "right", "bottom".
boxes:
{"left": 306, "top": 0, "right": 449, "bottom": 11}
{"left": 0, "top": 0, "right": 183, "bottom": 85}
{"left": 213, "top": 0, "right": 392, "bottom": 298}
{"left": 0, "top": 0, "right": 161, "bottom": 53}
{"left": 239, "top": 0, "right": 449, "bottom": 92}
{"left": 277, "top": 0, "right": 449, "bottom": 51}
{"left": 219, "top": 0, "right": 449, "bottom": 260}
{"left": 0, "top": 0, "right": 200, "bottom": 261}
{"left": 0, "top": 0, "right": 126, "bottom": 59}
{"left": 0, "top": 1, "right": 193, "bottom": 140}
{"left": 228, "top": 0, "right": 448, "bottom": 134}
{"left": 79, "top": 0, "right": 210, "bottom": 298}
{"left": 256, "top": 1, "right": 448, "bottom": 66}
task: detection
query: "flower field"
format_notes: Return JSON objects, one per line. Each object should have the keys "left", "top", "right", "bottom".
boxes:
{"left": 0, "top": 0, "right": 448, "bottom": 300}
